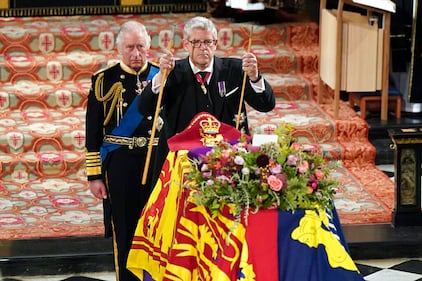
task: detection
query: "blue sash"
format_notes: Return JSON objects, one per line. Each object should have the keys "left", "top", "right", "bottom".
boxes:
{"left": 100, "top": 65, "right": 159, "bottom": 162}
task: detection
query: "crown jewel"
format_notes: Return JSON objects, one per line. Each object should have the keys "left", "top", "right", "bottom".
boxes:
{"left": 199, "top": 117, "right": 221, "bottom": 134}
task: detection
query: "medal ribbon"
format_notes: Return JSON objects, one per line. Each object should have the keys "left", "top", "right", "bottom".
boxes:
{"left": 195, "top": 71, "right": 210, "bottom": 94}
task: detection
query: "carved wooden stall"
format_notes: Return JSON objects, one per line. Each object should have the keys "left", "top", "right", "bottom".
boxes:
{"left": 318, "top": 0, "right": 396, "bottom": 120}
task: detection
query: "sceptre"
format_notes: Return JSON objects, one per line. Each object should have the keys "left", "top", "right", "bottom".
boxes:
{"left": 142, "top": 26, "right": 175, "bottom": 185}
{"left": 235, "top": 25, "right": 254, "bottom": 129}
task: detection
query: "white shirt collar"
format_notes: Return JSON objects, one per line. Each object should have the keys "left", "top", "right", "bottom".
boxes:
{"left": 189, "top": 57, "right": 214, "bottom": 75}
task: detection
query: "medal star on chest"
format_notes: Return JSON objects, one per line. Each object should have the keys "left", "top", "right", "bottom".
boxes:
{"left": 136, "top": 80, "right": 146, "bottom": 95}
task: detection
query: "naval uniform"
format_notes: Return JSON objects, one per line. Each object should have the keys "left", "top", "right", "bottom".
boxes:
{"left": 85, "top": 61, "right": 160, "bottom": 281}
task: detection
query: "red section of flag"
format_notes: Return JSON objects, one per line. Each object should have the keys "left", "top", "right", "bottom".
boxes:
{"left": 245, "top": 209, "right": 279, "bottom": 281}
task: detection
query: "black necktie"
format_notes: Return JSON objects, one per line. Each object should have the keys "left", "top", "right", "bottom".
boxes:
{"left": 198, "top": 71, "right": 208, "bottom": 81}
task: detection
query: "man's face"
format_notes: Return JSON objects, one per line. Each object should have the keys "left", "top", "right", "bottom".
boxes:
{"left": 183, "top": 27, "right": 217, "bottom": 70}
{"left": 118, "top": 30, "right": 149, "bottom": 70}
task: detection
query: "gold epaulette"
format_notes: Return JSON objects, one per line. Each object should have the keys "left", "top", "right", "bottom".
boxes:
{"left": 85, "top": 150, "right": 102, "bottom": 177}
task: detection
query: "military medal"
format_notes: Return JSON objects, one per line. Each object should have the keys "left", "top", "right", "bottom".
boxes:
{"left": 136, "top": 82, "right": 143, "bottom": 95}
{"left": 136, "top": 73, "right": 143, "bottom": 95}
{"left": 218, "top": 81, "right": 226, "bottom": 97}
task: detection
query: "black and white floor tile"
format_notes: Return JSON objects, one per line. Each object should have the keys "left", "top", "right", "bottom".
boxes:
{"left": 356, "top": 258, "right": 422, "bottom": 281}
{"left": 3, "top": 258, "right": 422, "bottom": 281}
{"left": 0, "top": 273, "right": 114, "bottom": 281}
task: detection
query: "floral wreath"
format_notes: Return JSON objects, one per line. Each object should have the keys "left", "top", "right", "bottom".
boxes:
{"left": 184, "top": 123, "right": 341, "bottom": 224}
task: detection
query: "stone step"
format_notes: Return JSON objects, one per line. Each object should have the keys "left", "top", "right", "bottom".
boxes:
{"left": 0, "top": 98, "right": 374, "bottom": 166}
{"left": 0, "top": 107, "right": 86, "bottom": 154}
{"left": 0, "top": 51, "right": 114, "bottom": 83}
{"left": 266, "top": 73, "right": 316, "bottom": 100}
{"left": 0, "top": 176, "right": 103, "bottom": 240}
{"left": 338, "top": 141, "right": 376, "bottom": 165}
{"left": 0, "top": 73, "right": 314, "bottom": 112}
{"left": 1, "top": 140, "right": 364, "bottom": 190}
{"left": 248, "top": 100, "right": 370, "bottom": 142}
{"left": 1, "top": 80, "right": 90, "bottom": 110}
{"left": 0, "top": 158, "right": 394, "bottom": 241}
{"left": 1, "top": 149, "right": 85, "bottom": 180}
{"left": 216, "top": 44, "right": 319, "bottom": 75}
{"left": 0, "top": 100, "right": 374, "bottom": 179}
{"left": 0, "top": 106, "right": 85, "bottom": 179}
{"left": 0, "top": 14, "right": 318, "bottom": 55}
{"left": 247, "top": 100, "right": 376, "bottom": 164}
{"left": 0, "top": 44, "right": 318, "bottom": 84}
{"left": 318, "top": 102, "right": 371, "bottom": 142}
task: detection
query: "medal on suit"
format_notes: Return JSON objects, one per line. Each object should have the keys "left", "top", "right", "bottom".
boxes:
{"left": 201, "top": 84, "right": 207, "bottom": 94}
{"left": 218, "top": 81, "right": 226, "bottom": 97}
{"left": 136, "top": 73, "right": 144, "bottom": 95}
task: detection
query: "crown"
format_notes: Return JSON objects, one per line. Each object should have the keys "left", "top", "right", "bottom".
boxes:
{"left": 199, "top": 117, "right": 221, "bottom": 135}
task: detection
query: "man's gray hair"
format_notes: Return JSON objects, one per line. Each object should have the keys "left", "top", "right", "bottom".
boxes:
{"left": 116, "top": 20, "right": 151, "bottom": 50}
{"left": 183, "top": 16, "right": 217, "bottom": 40}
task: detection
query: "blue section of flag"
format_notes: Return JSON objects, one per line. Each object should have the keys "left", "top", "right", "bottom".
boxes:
{"left": 277, "top": 208, "right": 365, "bottom": 281}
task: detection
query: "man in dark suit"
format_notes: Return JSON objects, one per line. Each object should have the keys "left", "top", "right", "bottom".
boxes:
{"left": 85, "top": 21, "right": 160, "bottom": 281}
{"left": 139, "top": 15, "right": 275, "bottom": 183}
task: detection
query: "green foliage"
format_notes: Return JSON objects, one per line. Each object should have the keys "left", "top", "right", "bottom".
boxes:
{"left": 185, "top": 123, "right": 341, "bottom": 221}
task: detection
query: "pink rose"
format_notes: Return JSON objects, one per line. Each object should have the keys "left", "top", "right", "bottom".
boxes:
{"left": 286, "top": 155, "right": 298, "bottom": 166}
{"left": 267, "top": 175, "right": 283, "bottom": 191}
{"left": 291, "top": 142, "right": 301, "bottom": 150}
{"left": 247, "top": 145, "right": 261, "bottom": 152}
{"left": 298, "top": 160, "right": 309, "bottom": 174}
{"left": 315, "top": 169, "right": 324, "bottom": 180}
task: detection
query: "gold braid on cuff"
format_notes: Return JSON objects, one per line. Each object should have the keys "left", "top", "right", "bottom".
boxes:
{"left": 85, "top": 151, "right": 102, "bottom": 176}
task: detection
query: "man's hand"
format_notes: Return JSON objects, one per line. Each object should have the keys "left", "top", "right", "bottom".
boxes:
{"left": 89, "top": 179, "right": 107, "bottom": 199}
{"left": 159, "top": 49, "right": 176, "bottom": 72}
{"left": 153, "top": 49, "right": 175, "bottom": 86}
{"left": 242, "top": 52, "right": 259, "bottom": 82}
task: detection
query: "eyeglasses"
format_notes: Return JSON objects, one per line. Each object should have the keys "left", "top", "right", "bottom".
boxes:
{"left": 188, "top": 39, "right": 216, "bottom": 48}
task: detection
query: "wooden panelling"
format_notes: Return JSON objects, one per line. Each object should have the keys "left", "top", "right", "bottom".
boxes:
{"left": 320, "top": 9, "right": 382, "bottom": 92}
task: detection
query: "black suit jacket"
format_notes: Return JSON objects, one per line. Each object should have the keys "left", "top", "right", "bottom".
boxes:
{"left": 139, "top": 56, "right": 275, "bottom": 138}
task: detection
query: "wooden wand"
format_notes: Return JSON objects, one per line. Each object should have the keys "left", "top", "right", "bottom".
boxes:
{"left": 236, "top": 25, "right": 254, "bottom": 130}
{"left": 142, "top": 26, "right": 175, "bottom": 185}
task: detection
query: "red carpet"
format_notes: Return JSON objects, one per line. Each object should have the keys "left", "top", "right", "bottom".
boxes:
{"left": 0, "top": 12, "right": 393, "bottom": 240}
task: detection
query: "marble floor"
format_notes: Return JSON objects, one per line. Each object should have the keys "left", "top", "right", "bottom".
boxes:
{"left": 357, "top": 258, "right": 422, "bottom": 281}
{"left": 2, "top": 258, "right": 422, "bottom": 281}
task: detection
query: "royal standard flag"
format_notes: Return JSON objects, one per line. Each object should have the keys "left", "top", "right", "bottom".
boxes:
{"left": 127, "top": 112, "right": 365, "bottom": 281}
{"left": 128, "top": 151, "right": 251, "bottom": 281}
